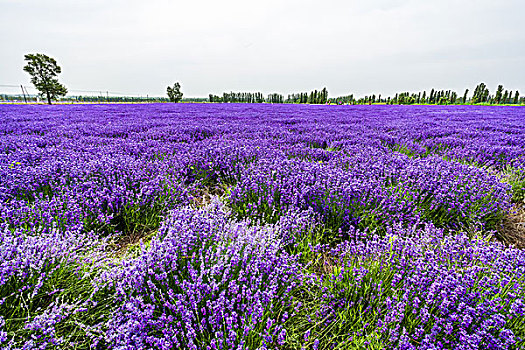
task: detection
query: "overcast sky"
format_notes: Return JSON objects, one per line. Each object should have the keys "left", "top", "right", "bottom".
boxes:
{"left": 1, "top": 0, "right": 524, "bottom": 98}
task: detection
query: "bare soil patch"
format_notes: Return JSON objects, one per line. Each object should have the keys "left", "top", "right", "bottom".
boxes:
{"left": 497, "top": 204, "right": 525, "bottom": 249}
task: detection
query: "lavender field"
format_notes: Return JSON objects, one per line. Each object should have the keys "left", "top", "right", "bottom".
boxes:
{"left": 1, "top": 104, "right": 525, "bottom": 349}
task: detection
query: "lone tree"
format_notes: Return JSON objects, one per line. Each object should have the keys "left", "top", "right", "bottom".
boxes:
{"left": 167, "top": 82, "right": 183, "bottom": 103}
{"left": 23, "top": 53, "right": 68, "bottom": 105}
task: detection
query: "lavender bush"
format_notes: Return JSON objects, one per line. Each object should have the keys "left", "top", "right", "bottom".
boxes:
{"left": 292, "top": 225, "right": 525, "bottom": 349}
{"left": 0, "top": 224, "right": 101, "bottom": 348}
{"left": 96, "top": 200, "right": 306, "bottom": 349}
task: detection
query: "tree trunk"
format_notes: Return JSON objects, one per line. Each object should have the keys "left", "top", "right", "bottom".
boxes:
{"left": 46, "top": 90, "right": 52, "bottom": 105}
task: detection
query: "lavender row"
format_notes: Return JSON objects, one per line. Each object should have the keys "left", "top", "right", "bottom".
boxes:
{"left": 303, "top": 224, "right": 525, "bottom": 349}
{"left": 230, "top": 144, "right": 510, "bottom": 232}
{"left": 93, "top": 201, "right": 311, "bottom": 350}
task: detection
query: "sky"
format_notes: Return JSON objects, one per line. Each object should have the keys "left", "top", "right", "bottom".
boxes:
{"left": 1, "top": 0, "right": 524, "bottom": 98}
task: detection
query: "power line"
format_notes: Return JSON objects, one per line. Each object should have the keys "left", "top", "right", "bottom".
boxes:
{"left": 67, "top": 89, "right": 143, "bottom": 96}
{"left": 0, "top": 84, "right": 164, "bottom": 98}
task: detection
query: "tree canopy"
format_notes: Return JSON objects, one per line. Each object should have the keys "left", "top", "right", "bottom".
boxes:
{"left": 23, "top": 53, "right": 67, "bottom": 105}
{"left": 167, "top": 82, "right": 183, "bottom": 103}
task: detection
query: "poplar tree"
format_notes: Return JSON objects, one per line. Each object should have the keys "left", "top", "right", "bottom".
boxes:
{"left": 463, "top": 89, "right": 469, "bottom": 104}
{"left": 495, "top": 85, "right": 504, "bottom": 104}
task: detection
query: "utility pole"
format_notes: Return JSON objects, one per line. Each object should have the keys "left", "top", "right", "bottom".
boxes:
{"left": 23, "top": 86, "right": 31, "bottom": 102}
{"left": 20, "top": 85, "right": 27, "bottom": 103}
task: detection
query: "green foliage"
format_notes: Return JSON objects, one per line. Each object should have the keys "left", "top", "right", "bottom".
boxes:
{"left": 472, "top": 82, "right": 490, "bottom": 104}
{"left": 267, "top": 93, "right": 284, "bottom": 104}
{"left": 500, "top": 167, "right": 525, "bottom": 203}
{"left": 23, "top": 53, "right": 68, "bottom": 105}
{"left": 1, "top": 261, "right": 111, "bottom": 349}
{"left": 217, "top": 91, "right": 266, "bottom": 103}
{"left": 495, "top": 85, "right": 504, "bottom": 104}
{"left": 166, "top": 82, "right": 183, "bottom": 103}
{"left": 84, "top": 198, "right": 169, "bottom": 241}
{"left": 331, "top": 83, "right": 520, "bottom": 106}
{"left": 286, "top": 88, "right": 328, "bottom": 104}
{"left": 462, "top": 88, "right": 469, "bottom": 103}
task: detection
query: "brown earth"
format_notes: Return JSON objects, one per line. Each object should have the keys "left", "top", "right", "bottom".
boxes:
{"left": 496, "top": 204, "right": 525, "bottom": 249}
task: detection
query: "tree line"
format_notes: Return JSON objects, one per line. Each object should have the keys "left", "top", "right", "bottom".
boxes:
{"left": 207, "top": 88, "right": 328, "bottom": 104}
{"left": 209, "top": 92, "right": 265, "bottom": 103}
{"left": 208, "top": 92, "right": 285, "bottom": 103}
{"left": 367, "top": 83, "right": 521, "bottom": 105}
{"left": 16, "top": 53, "right": 524, "bottom": 105}
{"left": 206, "top": 84, "right": 522, "bottom": 105}
{"left": 386, "top": 90, "right": 459, "bottom": 105}
{"left": 285, "top": 88, "right": 329, "bottom": 104}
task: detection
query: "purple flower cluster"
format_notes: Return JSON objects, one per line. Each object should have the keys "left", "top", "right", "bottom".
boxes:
{"left": 0, "top": 224, "right": 96, "bottom": 293}
{"left": 373, "top": 106, "right": 525, "bottom": 169}
{"left": 230, "top": 145, "right": 510, "bottom": 232}
{"left": 0, "top": 223, "right": 99, "bottom": 349}
{"left": 97, "top": 200, "right": 305, "bottom": 349}
{"left": 311, "top": 224, "right": 525, "bottom": 349}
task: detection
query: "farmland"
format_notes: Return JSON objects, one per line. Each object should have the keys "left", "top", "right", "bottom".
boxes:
{"left": 1, "top": 103, "right": 525, "bottom": 349}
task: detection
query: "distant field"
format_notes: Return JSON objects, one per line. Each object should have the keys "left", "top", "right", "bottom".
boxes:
{"left": 1, "top": 104, "right": 524, "bottom": 349}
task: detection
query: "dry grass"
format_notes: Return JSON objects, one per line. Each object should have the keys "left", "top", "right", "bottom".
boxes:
{"left": 107, "top": 229, "right": 157, "bottom": 257}
{"left": 190, "top": 185, "right": 228, "bottom": 207}
{"left": 496, "top": 204, "right": 525, "bottom": 249}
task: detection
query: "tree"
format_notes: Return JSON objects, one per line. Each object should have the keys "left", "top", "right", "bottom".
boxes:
{"left": 514, "top": 91, "right": 520, "bottom": 104}
{"left": 23, "top": 53, "right": 67, "bottom": 105}
{"left": 320, "top": 87, "right": 328, "bottom": 104}
{"left": 307, "top": 91, "right": 314, "bottom": 104}
{"left": 502, "top": 90, "right": 509, "bottom": 104}
{"left": 450, "top": 91, "right": 457, "bottom": 104}
{"left": 482, "top": 87, "right": 490, "bottom": 103}
{"left": 462, "top": 89, "right": 469, "bottom": 104}
{"left": 167, "top": 82, "right": 183, "bottom": 102}
{"left": 495, "top": 85, "right": 504, "bottom": 104}
{"left": 472, "top": 83, "right": 489, "bottom": 103}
